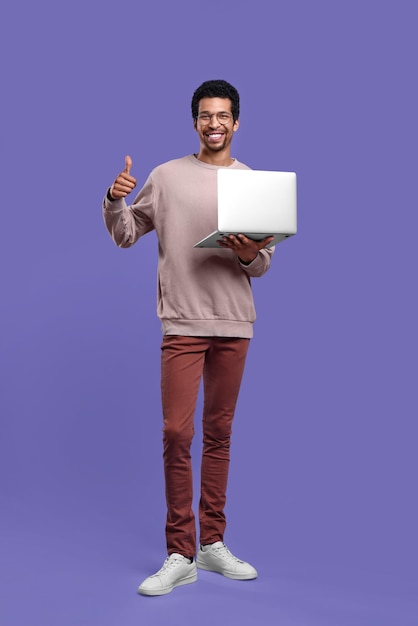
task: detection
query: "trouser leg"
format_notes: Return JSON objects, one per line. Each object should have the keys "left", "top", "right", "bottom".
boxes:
{"left": 199, "top": 337, "right": 250, "bottom": 546}
{"left": 161, "top": 336, "right": 207, "bottom": 557}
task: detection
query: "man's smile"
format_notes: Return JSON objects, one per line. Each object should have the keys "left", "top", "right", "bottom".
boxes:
{"left": 206, "top": 132, "right": 225, "bottom": 142}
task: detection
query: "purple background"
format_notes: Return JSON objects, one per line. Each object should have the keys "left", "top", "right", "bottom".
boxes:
{"left": 1, "top": 1, "right": 417, "bottom": 624}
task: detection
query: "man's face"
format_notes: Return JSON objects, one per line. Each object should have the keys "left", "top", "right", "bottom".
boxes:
{"left": 194, "top": 97, "right": 239, "bottom": 153}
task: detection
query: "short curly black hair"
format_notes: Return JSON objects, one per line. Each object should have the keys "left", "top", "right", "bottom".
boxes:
{"left": 191, "top": 79, "right": 240, "bottom": 122}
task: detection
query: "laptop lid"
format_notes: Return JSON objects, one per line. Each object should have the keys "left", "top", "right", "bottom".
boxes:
{"left": 194, "top": 169, "right": 297, "bottom": 248}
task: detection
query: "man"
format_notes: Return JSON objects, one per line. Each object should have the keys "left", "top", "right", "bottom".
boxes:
{"left": 103, "top": 80, "right": 274, "bottom": 596}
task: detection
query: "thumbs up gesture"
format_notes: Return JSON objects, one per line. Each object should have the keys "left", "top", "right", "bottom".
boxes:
{"left": 109, "top": 155, "right": 137, "bottom": 199}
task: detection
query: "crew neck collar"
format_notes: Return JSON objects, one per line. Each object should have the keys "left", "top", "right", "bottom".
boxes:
{"left": 190, "top": 154, "right": 237, "bottom": 169}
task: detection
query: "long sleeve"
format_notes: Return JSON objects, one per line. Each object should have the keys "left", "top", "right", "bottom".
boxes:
{"left": 239, "top": 247, "right": 275, "bottom": 278}
{"left": 102, "top": 176, "right": 155, "bottom": 248}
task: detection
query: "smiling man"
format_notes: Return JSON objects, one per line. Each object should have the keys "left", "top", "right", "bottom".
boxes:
{"left": 103, "top": 79, "right": 274, "bottom": 596}
{"left": 194, "top": 101, "right": 238, "bottom": 161}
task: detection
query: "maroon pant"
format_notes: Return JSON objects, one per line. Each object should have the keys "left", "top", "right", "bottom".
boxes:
{"left": 161, "top": 335, "right": 250, "bottom": 557}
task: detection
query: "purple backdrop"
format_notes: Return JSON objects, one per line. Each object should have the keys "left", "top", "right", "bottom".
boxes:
{"left": 1, "top": 1, "right": 417, "bottom": 625}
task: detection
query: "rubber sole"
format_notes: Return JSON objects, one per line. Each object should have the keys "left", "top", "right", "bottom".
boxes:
{"left": 138, "top": 572, "right": 198, "bottom": 596}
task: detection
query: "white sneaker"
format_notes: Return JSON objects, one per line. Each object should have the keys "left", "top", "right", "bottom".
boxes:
{"left": 138, "top": 554, "right": 197, "bottom": 596}
{"left": 196, "top": 541, "right": 258, "bottom": 580}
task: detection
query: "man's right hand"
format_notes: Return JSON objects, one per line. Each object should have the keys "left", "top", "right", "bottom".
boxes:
{"left": 109, "top": 155, "right": 137, "bottom": 199}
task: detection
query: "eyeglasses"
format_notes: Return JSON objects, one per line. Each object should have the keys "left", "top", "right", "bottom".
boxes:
{"left": 197, "top": 112, "right": 234, "bottom": 124}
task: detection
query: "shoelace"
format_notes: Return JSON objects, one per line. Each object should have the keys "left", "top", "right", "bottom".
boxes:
{"left": 212, "top": 543, "right": 243, "bottom": 563}
{"left": 155, "top": 555, "right": 185, "bottom": 576}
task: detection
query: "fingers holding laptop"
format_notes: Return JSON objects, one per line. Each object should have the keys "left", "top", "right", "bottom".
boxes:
{"left": 109, "top": 155, "right": 137, "bottom": 199}
{"left": 218, "top": 234, "right": 274, "bottom": 264}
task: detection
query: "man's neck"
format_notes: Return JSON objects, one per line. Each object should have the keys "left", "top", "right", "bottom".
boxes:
{"left": 195, "top": 149, "right": 234, "bottom": 167}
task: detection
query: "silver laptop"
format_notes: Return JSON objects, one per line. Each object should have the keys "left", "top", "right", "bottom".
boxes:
{"left": 194, "top": 169, "right": 297, "bottom": 249}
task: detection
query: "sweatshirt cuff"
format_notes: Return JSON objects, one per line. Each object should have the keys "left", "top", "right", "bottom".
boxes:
{"left": 239, "top": 250, "right": 268, "bottom": 277}
{"left": 103, "top": 189, "right": 125, "bottom": 212}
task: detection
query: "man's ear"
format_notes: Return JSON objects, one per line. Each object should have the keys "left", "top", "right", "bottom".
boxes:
{"left": 193, "top": 119, "right": 197, "bottom": 131}
{"left": 233, "top": 119, "right": 240, "bottom": 132}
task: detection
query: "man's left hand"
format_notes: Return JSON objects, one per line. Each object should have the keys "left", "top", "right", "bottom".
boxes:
{"left": 217, "top": 234, "right": 274, "bottom": 264}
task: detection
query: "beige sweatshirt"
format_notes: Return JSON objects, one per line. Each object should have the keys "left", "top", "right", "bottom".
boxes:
{"left": 103, "top": 154, "right": 274, "bottom": 338}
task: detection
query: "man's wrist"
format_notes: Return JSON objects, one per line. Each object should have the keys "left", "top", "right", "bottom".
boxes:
{"left": 239, "top": 254, "right": 257, "bottom": 265}
{"left": 107, "top": 187, "right": 116, "bottom": 201}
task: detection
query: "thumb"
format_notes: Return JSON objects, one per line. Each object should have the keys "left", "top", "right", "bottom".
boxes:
{"left": 124, "top": 155, "right": 132, "bottom": 174}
